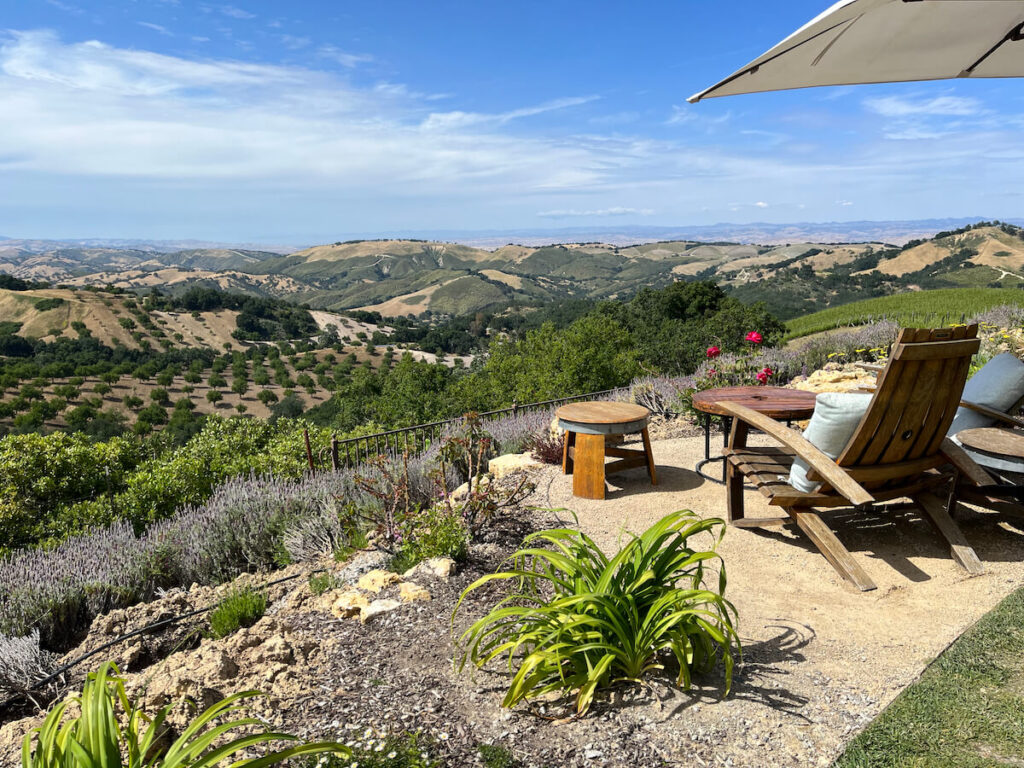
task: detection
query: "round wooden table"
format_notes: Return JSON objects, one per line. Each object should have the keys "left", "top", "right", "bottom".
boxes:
{"left": 691, "top": 386, "right": 818, "bottom": 483}
{"left": 957, "top": 427, "right": 1024, "bottom": 468}
{"left": 556, "top": 402, "right": 656, "bottom": 500}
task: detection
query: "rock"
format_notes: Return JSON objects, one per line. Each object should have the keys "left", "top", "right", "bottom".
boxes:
{"left": 790, "top": 364, "right": 876, "bottom": 395}
{"left": 402, "top": 557, "right": 456, "bottom": 582}
{"left": 357, "top": 569, "right": 402, "bottom": 593}
{"left": 399, "top": 582, "right": 431, "bottom": 603}
{"left": 452, "top": 475, "right": 491, "bottom": 501}
{"left": 333, "top": 549, "right": 390, "bottom": 584}
{"left": 360, "top": 599, "right": 401, "bottom": 623}
{"left": 330, "top": 590, "right": 370, "bottom": 618}
{"left": 488, "top": 453, "right": 544, "bottom": 479}
{"left": 256, "top": 635, "right": 294, "bottom": 665}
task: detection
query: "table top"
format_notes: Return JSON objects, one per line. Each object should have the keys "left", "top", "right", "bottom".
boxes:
{"left": 958, "top": 427, "right": 1024, "bottom": 459}
{"left": 555, "top": 401, "right": 650, "bottom": 425}
{"left": 691, "top": 386, "right": 818, "bottom": 419}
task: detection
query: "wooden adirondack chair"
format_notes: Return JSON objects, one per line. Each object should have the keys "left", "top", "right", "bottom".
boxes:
{"left": 721, "top": 325, "right": 988, "bottom": 591}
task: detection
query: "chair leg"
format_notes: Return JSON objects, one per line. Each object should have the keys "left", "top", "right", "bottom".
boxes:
{"left": 789, "top": 507, "right": 877, "bottom": 591}
{"left": 640, "top": 427, "right": 657, "bottom": 485}
{"left": 913, "top": 492, "right": 984, "bottom": 576}
{"left": 725, "top": 458, "right": 744, "bottom": 524}
{"left": 562, "top": 431, "right": 575, "bottom": 475}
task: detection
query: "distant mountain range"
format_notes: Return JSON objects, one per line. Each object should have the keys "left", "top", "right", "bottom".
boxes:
{"left": 4, "top": 217, "right": 1021, "bottom": 253}
{"left": 3, "top": 219, "right": 1023, "bottom": 320}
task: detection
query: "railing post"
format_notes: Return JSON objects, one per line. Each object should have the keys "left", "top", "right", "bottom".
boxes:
{"left": 303, "top": 429, "right": 315, "bottom": 471}
{"left": 331, "top": 434, "right": 339, "bottom": 471}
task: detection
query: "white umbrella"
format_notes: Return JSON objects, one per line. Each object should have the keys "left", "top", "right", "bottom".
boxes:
{"left": 689, "top": 0, "right": 1024, "bottom": 102}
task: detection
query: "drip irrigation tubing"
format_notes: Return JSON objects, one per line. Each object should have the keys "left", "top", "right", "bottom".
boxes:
{"left": 0, "top": 566, "right": 327, "bottom": 716}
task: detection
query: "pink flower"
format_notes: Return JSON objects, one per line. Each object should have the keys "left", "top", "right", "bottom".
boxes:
{"left": 756, "top": 371, "right": 769, "bottom": 384}
{"left": 706, "top": 345, "right": 721, "bottom": 358}
{"left": 708, "top": 368, "right": 717, "bottom": 376}
{"left": 761, "top": 366, "right": 774, "bottom": 377}
{"left": 745, "top": 331, "right": 763, "bottom": 344}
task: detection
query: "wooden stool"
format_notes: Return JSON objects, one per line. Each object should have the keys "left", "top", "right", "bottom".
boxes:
{"left": 556, "top": 402, "right": 657, "bottom": 500}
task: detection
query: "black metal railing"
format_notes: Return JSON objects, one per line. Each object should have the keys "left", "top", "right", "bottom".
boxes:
{"left": 313, "top": 386, "right": 632, "bottom": 470}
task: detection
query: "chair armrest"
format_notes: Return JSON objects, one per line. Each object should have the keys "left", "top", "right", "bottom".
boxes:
{"left": 718, "top": 401, "right": 875, "bottom": 506}
{"left": 941, "top": 437, "right": 996, "bottom": 487}
{"left": 854, "top": 362, "right": 884, "bottom": 373}
{"left": 960, "top": 400, "right": 1024, "bottom": 430}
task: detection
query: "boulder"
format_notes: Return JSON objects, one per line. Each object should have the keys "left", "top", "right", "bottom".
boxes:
{"left": 402, "top": 557, "right": 456, "bottom": 582}
{"left": 399, "top": 582, "right": 432, "bottom": 603}
{"left": 330, "top": 590, "right": 370, "bottom": 618}
{"left": 488, "top": 452, "right": 544, "bottom": 479}
{"left": 360, "top": 599, "right": 401, "bottom": 623}
{"left": 790, "top": 363, "right": 876, "bottom": 395}
{"left": 357, "top": 569, "right": 402, "bottom": 593}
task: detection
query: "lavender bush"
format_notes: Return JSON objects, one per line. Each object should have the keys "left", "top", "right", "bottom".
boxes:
{"left": 485, "top": 408, "right": 556, "bottom": 454}
{"left": 0, "top": 629, "right": 59, "bottom": 705}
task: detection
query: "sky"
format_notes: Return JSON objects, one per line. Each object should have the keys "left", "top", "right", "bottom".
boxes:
{"left": 1, "top": 0, "right": 1023, "bottom": 243}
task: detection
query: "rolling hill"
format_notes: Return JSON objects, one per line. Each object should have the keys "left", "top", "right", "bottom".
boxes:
{"left": 4, "top": 221, "right": 1023, "bottom": 320}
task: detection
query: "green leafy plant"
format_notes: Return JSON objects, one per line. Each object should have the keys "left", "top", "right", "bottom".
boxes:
{"left": 208, "top": 587, "right": 267, "bottom": 638}
{"left": 21, "top": 661, "right": 348, "bottom": 767}
{"left": 308, "top": 572, "right": 339, "bottom": 596}
{"left": 455, "top": 510, "right": 739, "bottom": 715}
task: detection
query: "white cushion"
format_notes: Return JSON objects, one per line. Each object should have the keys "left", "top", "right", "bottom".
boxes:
{"left": 789, "top": 392, "right": 873, "bottom": 493}
{"left": 948, "top": 353, "right": 1024, "bottom": 435}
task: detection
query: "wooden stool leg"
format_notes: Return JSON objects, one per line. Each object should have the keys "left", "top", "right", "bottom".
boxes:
{"left": 573, "top": 433, "right": 606, "bottom": 500}
{"left": 562, "top": 430, "right": 575, "bottom": 475}
{"left": 640, "top": 427, "right": 657, "bottom": 485}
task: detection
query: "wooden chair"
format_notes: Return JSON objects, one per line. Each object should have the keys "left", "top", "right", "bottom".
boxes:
{"left": 722, "top": 326, "right": 989, "bottom": 591}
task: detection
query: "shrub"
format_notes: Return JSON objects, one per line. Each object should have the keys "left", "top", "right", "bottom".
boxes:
{"left": 308, "top": 572, "right": 339, "bottom": 596}
{"left": 456, "top": 510, "right": 739, "bottom": 715}
{"left": 0, "top": 630, "right": 58, "bottom": 704}
{"left": 21, "top": 661, "right": 348, "bottom": 767}
{"left": 392, "top": 504, "right": 469, "bottom": 573}
{"left": 208, "top": 587, "right": 267, "bottom": 638}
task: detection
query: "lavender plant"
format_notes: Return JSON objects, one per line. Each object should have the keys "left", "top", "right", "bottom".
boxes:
{"left": 0, "top": 630, "right": 59, "bottom": 707}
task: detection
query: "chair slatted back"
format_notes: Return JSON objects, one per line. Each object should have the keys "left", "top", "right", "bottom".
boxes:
{"left": 834, "top": 325, "right": 979, "bottom": 490}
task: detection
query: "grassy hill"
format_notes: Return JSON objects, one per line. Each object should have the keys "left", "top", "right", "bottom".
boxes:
{"left": 785, "top": 287, "right": 1024, "bottom": 339}
{"left": 6, "top": 221, "right": 1024, "bottom": 321}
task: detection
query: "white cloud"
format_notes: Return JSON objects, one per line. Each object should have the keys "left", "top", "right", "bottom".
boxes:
{"left": 0, "top": 30, "right": 609, "bottom": 194}
{"left": 754, "top": 201, "right": 768, "bottom": 208}
{"left": 421, "top": 96, "right": 597, "bottom": 131}
{"left": 317, "top": 44, "right": 372, "bottom": 68}
{"left": 280, "top": 35, "right": 310, "bottom": 50}
{"left": 836, "top": 200, "right": 853, "bottom": 206}
{"left": 217, "top": 5, "right": 255, "bottom": 20}
{"left": 137, "top": 22, "right": 173, "bottom": 37}
{"left": 537, "top": 207, "right": 655, "bottom": 218}
{"left": 863, "top": 95, "right": 983, "bottom": 118}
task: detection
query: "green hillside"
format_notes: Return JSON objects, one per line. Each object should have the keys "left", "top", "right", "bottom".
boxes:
{"left": 785, "top": 288, "right": 1024, "bottom": 339}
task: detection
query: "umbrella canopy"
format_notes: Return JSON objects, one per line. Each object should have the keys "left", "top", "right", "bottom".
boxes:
{"left": 689, "top": 0, "right": 1024, "bottom": 102}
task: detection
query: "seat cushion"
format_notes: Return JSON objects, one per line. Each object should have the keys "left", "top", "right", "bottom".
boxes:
{"left": 948, "top": 353, "right": 1024, "bottom": 435}
{"left": 789, "top": 392, "right": 873, "bottom": 493}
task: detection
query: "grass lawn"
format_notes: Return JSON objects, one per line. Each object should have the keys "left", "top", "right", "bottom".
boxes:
{"left": 835, "top": 586, "right": 1024, "bottom": 767}
{"left": 786, "top": 288, "right": 1024, "bottom": 339}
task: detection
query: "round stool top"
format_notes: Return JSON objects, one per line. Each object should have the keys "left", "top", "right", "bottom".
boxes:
{"left": 958, "top": 427, "right": 1024, "bottom": 460}
{"left": 691, "top": 386, "right": 817, "bottom": 419}
{"left": 556, "top": 401, "right": 650, "bottom": 426}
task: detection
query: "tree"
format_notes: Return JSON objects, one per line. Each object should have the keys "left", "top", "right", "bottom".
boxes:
{"left": 206, "top": 390, "right": 223, "bottom": 405}
{"left": 257, "top": 389, "right": 279, "bottom": 406}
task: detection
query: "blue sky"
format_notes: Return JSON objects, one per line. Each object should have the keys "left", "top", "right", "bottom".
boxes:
{"left": 1, "top": 0, "right": 1022, "bottom": 242}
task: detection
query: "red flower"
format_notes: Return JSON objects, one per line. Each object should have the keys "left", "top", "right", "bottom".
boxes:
{"left": 708, "top": 368, "right": 717, "bottom": 376}
{"left": 745, "top": 331, "right": 763, "bottom": 344}
{"left": 762, "top": 366, "right": 774, "bottom": 377}
{"left": 755, "top": 371, "right": 769, "bottom": 384}
{"left": 706, "top": 345, "right": 721, "bottom": 358}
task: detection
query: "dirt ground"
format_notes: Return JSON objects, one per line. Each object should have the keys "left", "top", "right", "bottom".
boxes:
{"left": 4, "top": 433, "right": 1021, "bottom": 768}
{"left": 525, "top": 432, "right": 1024, "bottom": 766}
